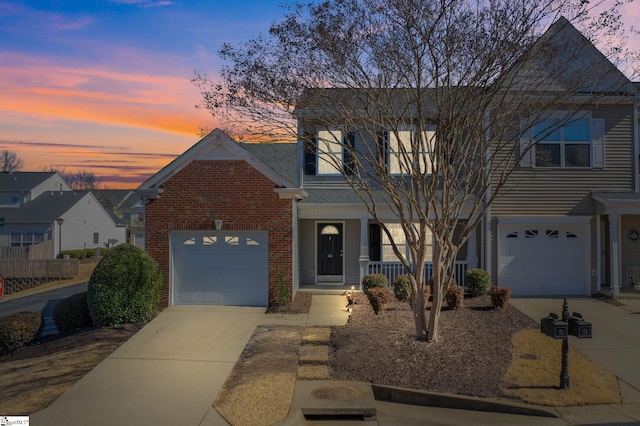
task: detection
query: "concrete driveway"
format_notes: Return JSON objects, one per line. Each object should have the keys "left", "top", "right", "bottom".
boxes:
{"left": 511, "top": 297, "right": 640, "bottom": 404}
{"left": 30, "top": 306, "right": 313, "bottom": 426}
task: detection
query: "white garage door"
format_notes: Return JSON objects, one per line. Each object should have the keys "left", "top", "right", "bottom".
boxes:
{"left": 498, "top": 222, "right": 590, "bottom": 296}
{"left": 171, "top": 230, "right": 268, "bottom": 306}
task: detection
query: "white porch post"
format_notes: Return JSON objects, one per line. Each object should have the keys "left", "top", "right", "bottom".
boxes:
{"left": 610, "top": 212, "right": 621, "bottom": 296}
{"left": 358, "top": 216, "right": 370, "bottom": 289}
{"left": 466, "top": 226, "right": 478, "bottom": 269}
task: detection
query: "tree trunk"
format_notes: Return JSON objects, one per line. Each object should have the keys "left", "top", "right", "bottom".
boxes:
{"left": 427, "top": 245, "right": 444, "bottom": 342}
{"left": 412, "top": 263, "right": 428, "bottom": 340}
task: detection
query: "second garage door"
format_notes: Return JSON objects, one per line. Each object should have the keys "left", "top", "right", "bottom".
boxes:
{"left": 498, "top": 220, "right": 590, "bottom": 296}
{"left": 171, "top": 230, "right": 268, "bottom": 306}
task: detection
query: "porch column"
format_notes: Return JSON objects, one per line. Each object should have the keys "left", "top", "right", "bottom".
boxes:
{"left": 358, "top": 216, "right": 370, "bottom": 289}
{"left": 466, "top": 226, "right": 478, "bottom": 269}
{"left": 610, "top": 212, "right": 621, "bottom": 296}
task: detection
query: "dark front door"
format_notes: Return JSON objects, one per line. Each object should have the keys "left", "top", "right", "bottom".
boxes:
{"left": 318, "top": 223, "right": 343, "bottom": 279}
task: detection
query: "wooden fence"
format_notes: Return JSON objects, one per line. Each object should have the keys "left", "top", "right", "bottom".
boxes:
{"left": 0, "top": 258, "right": 79, "bottom": 279}
{"left": 0, "top": 240, "right": 54, "bottom": 260}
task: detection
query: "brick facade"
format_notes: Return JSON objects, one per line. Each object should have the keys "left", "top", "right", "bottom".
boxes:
{"left": 145, "top": 160, "right": 293, "bottom": 307}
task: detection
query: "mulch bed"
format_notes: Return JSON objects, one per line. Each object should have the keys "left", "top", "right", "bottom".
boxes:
{"left": 266, "top": 291, "right": 312, "bottom": 314}
{"left": 329, "top": 293, "right": 537, "bottom": 398}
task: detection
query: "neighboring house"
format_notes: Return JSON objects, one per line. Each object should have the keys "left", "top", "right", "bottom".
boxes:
{"left": 0, "top": 172, "right": 126, "bottom": 258}
{"left": 93, "top": 189, "right": 146, "bottom": 248}
{"left": 140, "top": 19, "right": 639, "bottom": 307}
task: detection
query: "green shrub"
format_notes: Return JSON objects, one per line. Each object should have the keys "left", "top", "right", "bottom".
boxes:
{"left": 59, "top": 249, "right": 83, "bottom": 259}
{"left": 87, "top": 244, "right": 164, "bottom": 326}
{"left": 362, "top": 274, "right": 388, "bottom": 294}
{"left": 466, "top": 268, "right": 491, "bottom": 297}
{"left": 491, "top": 286, "right": 511, "bottom": 310}
{"left": 0, "top": 311, "right": 43, "bottom": 354}
{"left": 272, "top": 264, "right": 291, "bottom": 306}
{"left": 366, "top": 287, "right": 391, "bottom": 315}
{"left": 444, "top": 285, "right": 465, "bottom": 309}
{"left": 82, "top": 248, "right": 97, "bottom": 258}
{"left": 393, "top": 274, "right": 412, "bottom": 302}
{"left": 53, "top": 292, "right": 93, "bottom": 334}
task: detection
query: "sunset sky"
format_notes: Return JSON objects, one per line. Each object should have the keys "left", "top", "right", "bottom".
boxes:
{"left": 1, "top": 0, "right": 639, "bottom": 188}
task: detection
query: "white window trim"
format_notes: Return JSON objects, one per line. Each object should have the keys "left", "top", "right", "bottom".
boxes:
{"left": 520, "top": 113, "right": 604, "bottom": 169}
{"left": 381, "top": 223, "right": 433, "bottom": 263}
{"left": 388, "top": 127, "right": 436, "bottom": 175}
{"left": 317, "top": 129, "right": 344, "bottom": 176}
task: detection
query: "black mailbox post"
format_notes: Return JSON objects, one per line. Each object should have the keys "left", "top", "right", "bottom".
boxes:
{"left": 540, "top": 298, "right": 592, "bottom": 389}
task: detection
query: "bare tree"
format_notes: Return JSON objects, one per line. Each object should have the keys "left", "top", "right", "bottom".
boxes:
{"left": 64, "top": 170, "right": 104, "bottom": 190}
{"left": 0, "top": 150, "right": 24, "bottom": 173}
{"left": 195, "top": 0, "right": 637, "bottom": 342}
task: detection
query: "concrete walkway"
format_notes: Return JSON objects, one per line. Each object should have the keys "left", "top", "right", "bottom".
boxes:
{"left": 27, "top": 293, "right": 640, "bottom": 425}
{"left": 30, "top": 296, "right": 349, "bottom": 426}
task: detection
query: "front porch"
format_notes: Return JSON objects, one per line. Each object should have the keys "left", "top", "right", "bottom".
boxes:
{"left": 298, "top": 260, "right": 469, "bottom": 292}
{"left": 368, "top": 261, "right": 469, "bottom": 287}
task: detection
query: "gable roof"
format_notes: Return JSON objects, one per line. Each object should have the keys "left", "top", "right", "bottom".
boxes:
{"left": 505, "top": 16, "right": 639, "bottom": 96}
{"left": 0, "top": 172, "right": 61, "bottom": 192}
{"left": 0, "top": 191, "right": 117, "bottom": 225}
{"left": 240, "top": 142, "right": 298, "bottom": 185}
{"left": 139, "top": 129, "right": 304, "bottom": 199}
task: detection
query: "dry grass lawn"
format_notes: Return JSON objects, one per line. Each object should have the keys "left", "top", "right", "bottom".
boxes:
{"left": 502, "top": 329, "right": 620, "bottom": 406}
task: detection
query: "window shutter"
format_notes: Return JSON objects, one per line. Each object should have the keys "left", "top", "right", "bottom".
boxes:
{"left": 344, "top": 132, "right": 356, "bottom": 175}
{"left": 304, "top": 137, "right": 317, "bottom": 175}
{"left": 369, "top": 224, "right": 381, "bottom": 261}
{"left": 520, "top": 125, "right": 534, "bottom": 168}
{"left": 591, "top": 118, "right": 605, "bottom": 169}
{"left": 376, "top": 131, "right": 389, "bottom": 168}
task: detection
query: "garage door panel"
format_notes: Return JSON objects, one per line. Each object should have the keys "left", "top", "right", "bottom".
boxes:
{"left": 171, "top": 230, "right": 269, "bottom": 306}
{"left": 498, "top": 223, "right": 589, "bottom": 296}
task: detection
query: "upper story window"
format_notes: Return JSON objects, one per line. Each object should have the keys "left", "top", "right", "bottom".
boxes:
{"left": 304, "top": 130, "right": 355, "bottom": 176}
{"left": 387, "top": 128, "right": 436, "bottom": 175}
{"left": 521, "top": 115, "right": 604, "bottom": 169}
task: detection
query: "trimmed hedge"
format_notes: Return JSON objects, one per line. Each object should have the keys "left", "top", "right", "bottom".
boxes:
{"left": 0, "top": 311, "right": 43, "bottom": 354}
{"left": 466, "top": 268, "right": 491, "bottom": 297}
{"left": 362, "top": 274, "right": 388, "bottom": 294}
{"left": 87, "top": 244, "right": 163, "bottom": 327}
{"left": 366, "top": 287, "right": 391, "bottom": 314}
{"left": 393, "top": 274, "right": 412, "bottom": 302}
{"left": 53, "top": 291, "right": 93, "bottom": 334}
{"left": 491, "top": 286, "right": 512, "bottom": 309}
{"left": 444, "top": 285, "right": 465, "bottom": 309}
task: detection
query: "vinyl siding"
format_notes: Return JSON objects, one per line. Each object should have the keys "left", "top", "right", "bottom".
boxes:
{"left": 62, "top": 193, "right": 126, "bottom": 251}
{"left": 300, "top": 220, "right": 315, "bottom": 284}
{"left": 491, "top": 105, "right": 635, "bottom": 216}
{"left": 344, "top": 219, "right": 360, "bottom": 285}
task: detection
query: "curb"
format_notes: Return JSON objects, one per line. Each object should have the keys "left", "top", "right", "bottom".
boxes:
{"left": 371, "top": 384, "right": 560, "bottom": 418}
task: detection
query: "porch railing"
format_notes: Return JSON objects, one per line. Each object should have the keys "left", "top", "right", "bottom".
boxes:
{"left": 368, "top": 261, "right": 468, "bottom": 288}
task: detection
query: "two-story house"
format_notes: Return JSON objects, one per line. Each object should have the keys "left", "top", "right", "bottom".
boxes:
{"left": 0, "top": 172, "right": 126, "bottom": 259}
{"left": 140, "top": 18, "right": 639, "bottom": 307}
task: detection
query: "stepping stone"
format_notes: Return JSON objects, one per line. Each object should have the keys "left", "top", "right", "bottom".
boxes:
{"left": 298, "top": 365, "right": 331, "bottom": 380}
{"left": 299, "top": 345, "right": 329, "bottom": 364}
{"left": 302, "top": 327, "right": 331, "bottom": 345}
